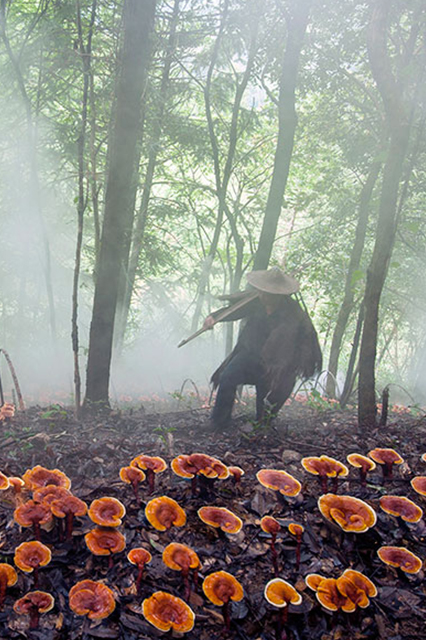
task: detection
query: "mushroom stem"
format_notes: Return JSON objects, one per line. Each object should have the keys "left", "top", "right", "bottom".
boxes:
{"left": 277, "top": 606, "right": 288, "bottom": 640}
{"left": 131, "top": 480, "right": 139, "bottom": 500}
{"left": 182, "top": 569, "right": 191, "bottom": 601}
{"left": 320, "top": 475, "right": 328, "bottom": 493}
{"left": 29, "top": 606, "right": 40, "bottom": 630}
{"left": 295, "top": 536, "right": 301, "bottom": 572}
{"left": 147, "top": 469, "right": 155, "bottom": 494}
{"left": 191, "top": 476, "right": 198, "bottom": 497}
{"left": 193, "top": 568, "right": 199, "bottom": 591}
{"left": 331, "top": 476, "right": 339, "bottom": 493}
{"left": 222, "top": 601, "right": 231, "bottom": 632}
{"left": 0, "top": 576, "right": 6, "bottom": 609}
{"left": 66, "top": 513, "right": 74, "bottom": 541}
{"left": 270, "top": 535, "right": 279, "bottom": 576}
{"left": 135, "top": 566, "right": 145, "bottom": 594}
{"left": 108, "top": 555, "right": 114, "bottom": 570}
{"left": 33, "top": 521, "right": 41, "bottom": 542}
{"left": 33, "top": 567, "right": 39, "bottom": 589}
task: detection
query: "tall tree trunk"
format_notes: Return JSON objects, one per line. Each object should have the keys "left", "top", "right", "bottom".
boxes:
{"left": 253, "top": 0, "right": 312, "bottom": 271}
{"left": 84, "top": 0, "right": 156, "bottom": 407}
{"left": 358, "top": 0, "right": 415, "bottom": 430}
{"left": 72, "top": 0, "right": 97, "bottom": 417}
{"left": 325, "top": 158, "right": 382, "bottom": 397}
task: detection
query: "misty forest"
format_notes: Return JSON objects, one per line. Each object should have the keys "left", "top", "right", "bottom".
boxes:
{"left": 0, "top": 0, "right": 426, "bottom": 639}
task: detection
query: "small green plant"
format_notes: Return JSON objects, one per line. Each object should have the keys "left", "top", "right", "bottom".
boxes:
{"left": 153, "top": 424, "right": 177, "bottom": 444}
{"left": 40, "top": 404, "right": 67, "bottom": 420}
{"left": 306, "top": 389, "right": 338, "bottom": 413}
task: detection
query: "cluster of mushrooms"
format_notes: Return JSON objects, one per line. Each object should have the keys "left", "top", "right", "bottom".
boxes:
{"left": 0, "top": 444, "right": 425, "bottom": 638}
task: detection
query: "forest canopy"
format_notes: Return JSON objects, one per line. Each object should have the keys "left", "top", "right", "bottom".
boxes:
{"left": 0, "top": 0, "right": 425, "bottom": 418}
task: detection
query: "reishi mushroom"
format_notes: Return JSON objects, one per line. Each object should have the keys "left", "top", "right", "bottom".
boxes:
{"left": 287, "top": 522, "right": 304, "bottom": 571}
{"left": 145, "top": 496, "right": 186, "bottom": 531}
{"left": 301, "top": 455, "right": 349, "bottom": 493}
{"left": 69, "top": 579, "right": 116, "bottom": 619}
{"left": 346, "top": 453, "right": 376, "bottom": 488}
{"left": 256, "top": 469, "right": 301, "bottom": 498}
{"left": 50, "top": 494, "right": 88, "bottom": 540}
{"left": 88, "top": 496, "right": 126, "bottom": 527}
{"left": 163, "top": 542, "right": 200, "bottom": 600}
{"left": 264, "top": 578, "right": 302, "bottom": 639}
{"left": 260, "top": 516, "right": 281, "bottom": 575}
{"left": 85, "top": 528, "right": 126, "bottom": 569}
{"left": 377, "top": 546, "right": 423, "bottom": 574}
{"left": 130, "top": 454, "right": 167, "bottom": 494}
{"left": 227, "top": 466, "right": 245, "bottom": 486}
{"left": 127, "top": 548, "right": 152, "bottom": 594}
{"left": 171, "top": 453, "right": 229, "bottom": 496}
{"left": 315, "top": 577, "right": 356, "bottom": 612}
{"left": 22, "top": 466, "right": 71, "bottom": 491}
{"left": 318, "top": 494, "right": 377, "bottom": 533}
{"left": 142, "top": 591, "right": 195, "bottom": 633}
{"left": 0, "top": 563, "right": 17, "bottom": 608}
{"left": 411, "top": 476, "right": 426, "bottom": 497}
{"left": 13, "top": 500, "right": 53, "bottom": 541}
{"left": 119, "top": 465, "right": 146, "bottom": 500}
{"left": 336, "top": 569, "right": 377, "bottom": 608}
{"left": 203, "top": 570, "right": 244, "bottom": 631}
{"left": 368, "top": 448, "right": 403, "bottom": 480}
{"left": 13, "top": 590, "right": 54, "bottom": 629}
{"left": 14, "top": 541, "right": 52, "bottom": 587}
{"left": 379, "top": 495, "right": 423, "bottom": 523}
{"left": 198, "top": 506, "right": 243, "bottom": 534}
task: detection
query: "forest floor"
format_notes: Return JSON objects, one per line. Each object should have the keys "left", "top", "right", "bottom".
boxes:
{"left": 0, "top": 397, "right": 426, "bottom": 640}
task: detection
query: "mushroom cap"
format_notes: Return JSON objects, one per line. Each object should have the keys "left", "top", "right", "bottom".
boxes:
{"left": 346, "top": 453, "right": 376, "bottom": 472}
{"left": 142, "top": 591, "right": 195, "bottom": 633}
{"left": 368, "top": 448, "right": 404, "bottom": 466}
{"left": 14, "top": 591, "right": 54, "bottom": 615}
{"left": 377, "top": 546, "right": 423, "bottom": 574}
{"left": 228, "top": 466, "right": 245, "bottom": 481}
{"left": 260, "top": 515, "right": 281, "bottom": 535}
{"left": 171, "top": 453, "right": 229, "bottom": 479}
{"left": 256, "top": 469, "right": 301, "bottom": 497}
{"left": 336, "top": 569, "right": 377, "bottom": 608}
{"left": 163, "top": 542, "right": 200, "bottom": 572}
{"left": 316, "top": 578, "right": 356, "bottom": 613}
{"left": 421, "top": 453, "right": 426, "bottom": 463}
{"left": 264, "top": 578, "right": 302, "bottom": 608}
{"left": 8, "top": 477, "right": 25, "bottom": 491}
{"left": 0, "top": 472, "right": 10, "bottom": 490}
{"left": 88, "top": 497, "right": 126, "bottom": 527}
{"left": 0, "top": 403, "right": 15, "bottom": 419}
{"left": 69, "top": 580, "right": 116, "bottom": 620}
{"left": 198, "top": 506, "right": 243, "bottom": 534}
{"left": 33, "top": 485, "right": 71, "bottom": 505}
{"left": 85, "top": 528, "right": 126, "bottom": 556}
{"left": 14, "top": 500, "right": 53, "bottom": 528}
{"left": 130, "top": 454, "right": 167, "bottom": 474}
{"left": 22, "top": 465, "right": 71, "bottom": 491}
{"left": 288, "top": 522, "right": 304, "bottom": 537}
{"left": 301, "top": 455, "right": 349, "bottom": 478}
{"left": 119, "top": 466, "right": 146, "bottom": 485}
{"left": 305, "top": 573, "right": 326, "bottom": 591}
{"left": 50, "top": 495, "right": 88, "bottom": 519}
{"left": 0, "top": 563, "right": 18, "bottom": 587}
{"left": 127, "top": 547, "right": 152, "bottom": 567}
{"left": 14, "top": 541, "right": 52, "bottom": 572}
{"left": 379, "top": 495, "right": 423, "bottom": 523}
{"left": 145, "top": 496, "right": 186, "bottom": 531}
{"left": 202, "top": 570, "right": 244, "bottom": 606}
{"left": 171, "top": 455, "right": 195, "bottom": 478}
{"left": 411, "top": 476, "right": 426, "bottom": 497}
{"left": 318, "top": 493, "right": 377, "bottom": 532}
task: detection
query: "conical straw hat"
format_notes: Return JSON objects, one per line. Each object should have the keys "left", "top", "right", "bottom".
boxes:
{"left": 246, "top": 267, "right": 299, "bottom": 295}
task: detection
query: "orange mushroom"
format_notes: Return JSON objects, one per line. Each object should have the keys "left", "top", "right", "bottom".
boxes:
{"left": 142, "top": 591, "right": 195, "bottom": 633}
{"left": 145, "top": 496, "right": 186, "bottom": 531}
{"left": 0, "top": 472, "right": 10, "bottom": 490}
{"left": 163, "top": 542, "right": 200, "bottom": 600}
{"left": 50, "top": 494, "right": 88, "bottom": 540}
{"left": 346, "top": 453, "right": 376, "bottom": 487}
{"left": 14, "top": 590, "right": 54, "bottom": 629}
{"left": 368, "top": 448, "right": 403, "bottom": 480}
{"left": 264, "top": 577, "right": 302, "bottom": 632}
{"left": 119, "top": 465, "right": 146, "bottom": 500}
{"left": 377, "top": 546, "right": 423, "bottom": 574}
{"left": 305, "top": 573, "right": 326, "bottom": 592}
{"left": 421, "top": 453, "right": 426, "bottom": 463}
{"left": 88, "top": 496, "right": 126, "bottom": 527}
{"left": 227, "top": 466, "right": 245, "bottom": 486}
{"left": 203, "top": 570, "right": 243, "bottom": 631}
{"left": 69, "top": 579, "right": 116, "bottom": 620}
{"left": 379, "top": 495, "right": 423, "bottom": 523}
{"left": 411, "top": 476, "right": 426, "bottom": 497}
{"left": 130, "top": 454, "right": 167, "bottom": 494}
{"left": 7, "top": 476, "right": 25, "bottom": 493}
{"left": 301, "top": 455, "right": 348, "bottom": 493}
{"left": 198, "top": 506, "right": 243, "bottom": 534}
{"left": 336, "top": 569, "right": 377, "bottom": 609}
{"left": 315, "top": 577, "right": 356, "bottom": 612}
{"left": 288, "top": 522, "right": 305, "bottom": 571}
{"left": 14, "top": 541, "right": 51, "bottom": 587}
{"left": 256, "top": 469, "right": 301, "bottom": 498}
{"left": 171, "top": 453, "right": 229, "bottom": 495}
{"left": 0, "top": 563, "right": 17, "bottom": 608}
{"left": 33, "top": 485, "right": 71, "bottom": 505}
{"left": 260, "top": 516, "right": 281, "bottom": 575}
{"left": 318, "top": 493, "right": 377, "bottom": 533}
{"left": 85, "top": 528, "right": 126, "bottom": 569}
{"left": 0, "top": 403, "right": 15, "bottom": 420}
{"left": 127, "top": 547, "right": 152, "bottom": 593}
{"left": 14, "top": 499, "right": 53, "bottom": 541}
{"left": 23, "top": 465, "right": 71, "bottom": 491}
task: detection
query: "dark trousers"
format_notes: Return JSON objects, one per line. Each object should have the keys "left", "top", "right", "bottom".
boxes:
{"left": 211, "top": 351, "right": 268, "bottom": 428}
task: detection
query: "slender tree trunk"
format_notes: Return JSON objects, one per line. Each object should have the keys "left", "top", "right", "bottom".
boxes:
{"left": 326, "top": 158, "right": 382, "bottom": 397}
{"left": 253, "top": 0, "right": 312, "bottom": 271}
{"left": 84, "top": 0, "right": 156, "bottom": 407}
{"left": 358, "top": 0, "right": 414, "bottom": 430}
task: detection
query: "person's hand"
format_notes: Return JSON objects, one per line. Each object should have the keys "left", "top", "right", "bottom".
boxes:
{"left": 203, "top": 315, "right": 215, "bottom": 330}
